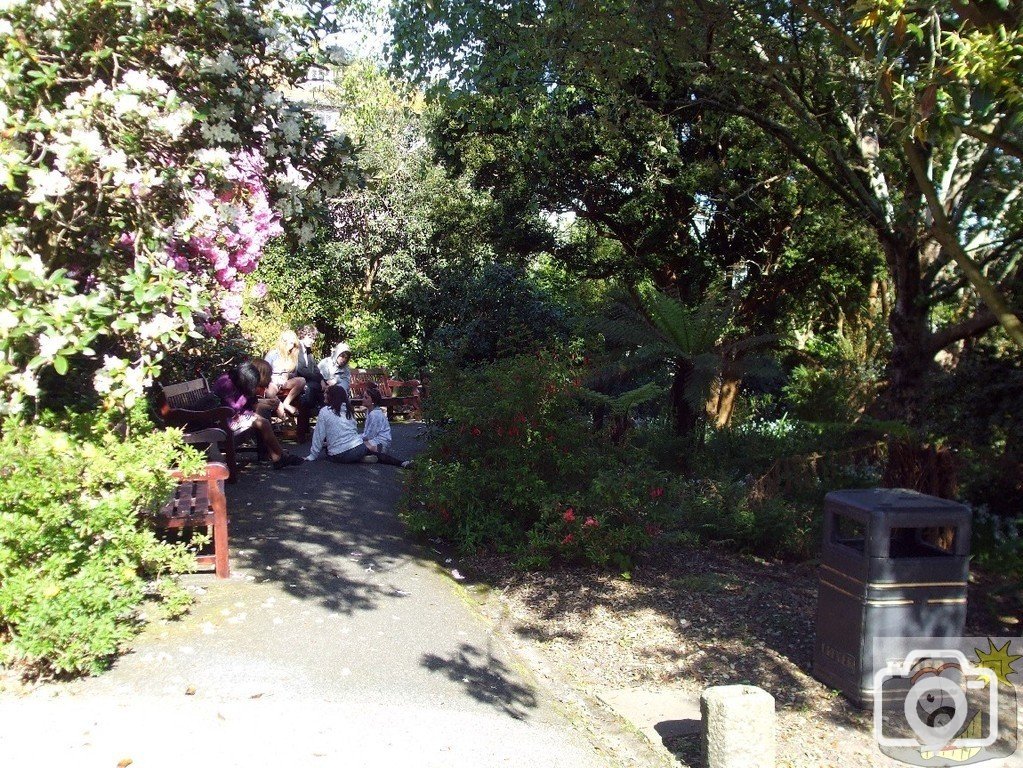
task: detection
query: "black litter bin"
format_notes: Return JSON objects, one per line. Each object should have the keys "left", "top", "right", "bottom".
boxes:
{"left": 813, "top": 488, "right": 972, "bottom": 706}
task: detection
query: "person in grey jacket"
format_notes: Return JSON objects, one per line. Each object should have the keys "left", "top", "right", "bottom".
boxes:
{"left": 306, "top": 386, "right": 406, "bottom": 466}
{"left": 318, "top": 342, "right": 352, "bottom": 393}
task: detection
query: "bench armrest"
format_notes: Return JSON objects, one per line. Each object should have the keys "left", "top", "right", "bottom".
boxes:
{"left": 170, "top": 462, "right": 231, "bottom": 483}
{"left": 182, "top": 428, "right": 228, "bottom": 445}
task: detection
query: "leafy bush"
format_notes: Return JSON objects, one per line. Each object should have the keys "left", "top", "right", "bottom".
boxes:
{"left": 669, "top": 479, "right": 820, "bottom": 560}
{"left": 0, "top": 416, "right": 202, "bottom": 676}
{"left": 422, "top": 264, "right": 569, "bottom": 368}
{"left": 782, "top": 329, "right": 886, "bottom": 423}
{"left": 400, "top": 351, "right": 675, "bottom": 569}
{"left": 346, "top": 311, "right": 417, "bottom": 376}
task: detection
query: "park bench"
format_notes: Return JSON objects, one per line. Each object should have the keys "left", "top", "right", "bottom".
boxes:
{"left": 154, "top": 461, "right": 231, "bottom": 578}
{"left": 155, "top": 377, "right": 243, "bottom": 482}
{"left": 349, "top": 370, "right": 422, "bottom": 420}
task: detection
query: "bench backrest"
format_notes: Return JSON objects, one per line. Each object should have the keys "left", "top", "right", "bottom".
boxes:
{"left": 161, "top": 378, "right": 213, "bottom": 410}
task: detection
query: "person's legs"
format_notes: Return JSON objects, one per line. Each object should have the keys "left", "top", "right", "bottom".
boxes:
{"left": 253, "top": 416, "right": 284, "bottom": 461}
{"left": 374, "top": 451, "right": 406, "bottom": 467}
{"left": 365, "top": 441, "right": 408, "bottom": 467}
{"left": 280, "top": 377, "right": 306, "bottom": 416}
{"left": 329, "top": 444, "right": 369, "bottom": 464}
{"left": 300, "top": 383, "right": 323, "bottom": 412}
{"left": 253, "top": 415, "right": 301, "bottom": 468}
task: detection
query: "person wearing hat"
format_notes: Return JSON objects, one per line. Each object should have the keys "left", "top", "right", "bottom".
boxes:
{"left": 318, "top": 341, "right": 352, "bottom": 394}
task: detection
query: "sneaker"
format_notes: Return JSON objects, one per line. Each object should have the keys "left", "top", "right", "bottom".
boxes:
{"left": 361, "top": 454, "right": 379, "bottom": 464}
{"left": 272, "top": 452, "right": 303, "bottom": 469}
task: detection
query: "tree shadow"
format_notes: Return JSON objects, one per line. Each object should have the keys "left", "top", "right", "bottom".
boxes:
{"left": 420, "top": 642, "right": 538, "bottom": 720}
{"left": 469, "top": 546, "right": 872, "bottom": 732}
{"left": 224, "top": 423, "right": 430, "bottom": 616}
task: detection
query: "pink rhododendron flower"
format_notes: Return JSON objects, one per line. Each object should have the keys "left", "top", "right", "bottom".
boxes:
{"left": 584, "top": 517, "right": 598, "bottom": 528}
{"left": 563, "top": 508, "right": 575, "bottom": 523}
{"left": 203, "top": 320, "right": 222, "bottom": 338}
{"left": 561, "top": 533, "right": 574, "bottom": 545}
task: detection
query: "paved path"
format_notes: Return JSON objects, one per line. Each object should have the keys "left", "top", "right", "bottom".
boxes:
{"left": 0, "top": 424, "right": 611, "bottom": 767}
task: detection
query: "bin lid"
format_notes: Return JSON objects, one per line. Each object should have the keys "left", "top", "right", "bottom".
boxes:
{"left": 825, "top": 488, "right": 970, "bottom": 518}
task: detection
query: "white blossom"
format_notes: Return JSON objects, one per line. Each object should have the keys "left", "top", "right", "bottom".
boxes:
{"left": 37, "top": 333, "right": 67, "bottom": 359}
{"left": 26, "top": 167, "right": 72, "bottom": 203}
{"left": 0, "top": 309, "right": 18, "bottom": 333}
{"left": 10, "top": 371, "right": 39, "bottom": 398}
{"left": 154, "top": 106, "right": 194, "bottom": 139}
{"left": 137, "top": 313, "right": 178, "bottom": 341}
{"left": 160, "top": 45, "right": 187, "bottom": 68}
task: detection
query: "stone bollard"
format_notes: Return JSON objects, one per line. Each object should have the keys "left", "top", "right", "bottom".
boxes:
{"left": 701, "top": 684, "right": 776, "bottom": 768}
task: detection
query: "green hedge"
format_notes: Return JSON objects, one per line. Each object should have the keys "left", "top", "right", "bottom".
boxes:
{"left": 0, "top": 417, "right": 201, "bottom": 676}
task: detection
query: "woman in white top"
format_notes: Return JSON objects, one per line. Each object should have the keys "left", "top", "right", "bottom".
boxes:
{"left": 264, "top": 330, "right": 306, "bottom": 418}
{"left": 306, "top": 385, "right": 365, "bottom": 463}
{"left": 307, "top": 386, "right": 408, "bottom": 466}
{"left": 362, "top": 385, "right": 410, "bottom": 467}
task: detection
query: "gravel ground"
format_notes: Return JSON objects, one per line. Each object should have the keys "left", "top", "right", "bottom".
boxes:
{"left": 462, "top": 545, "right": 1019, "bottom": 768}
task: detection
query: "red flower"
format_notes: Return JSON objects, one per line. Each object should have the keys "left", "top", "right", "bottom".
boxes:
{"left": 471, "top": 427, "right": 481, "bottom": 437}
{"left": 561, "top": 533, "right": 574, "bottom": 545}
{"left": 563, "top": 508, "right": 576, "bottom": 523}
{"left": 649, "top": 486, "right": 664, "bottom": 499}
{"left": 584, "top": 517, "right": 598, "bottom": 528}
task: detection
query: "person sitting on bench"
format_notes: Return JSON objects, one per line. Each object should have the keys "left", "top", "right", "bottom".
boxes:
{"left": 212, "top": 360, "right": 303, "bottom": 470}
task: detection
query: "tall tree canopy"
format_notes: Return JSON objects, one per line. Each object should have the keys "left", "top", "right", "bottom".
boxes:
{"left": 392, "top": 0, "right": 1023, "bottom": 418}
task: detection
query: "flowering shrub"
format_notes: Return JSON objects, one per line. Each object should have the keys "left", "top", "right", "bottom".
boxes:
{"left": 400, "top": 352, "right": 677, "bottom": 569}
{"left": 0, "top": 416, "right": 203, "bottom": 676}
{"left": 0, "top": 0, "right": 354, "bottom": 414}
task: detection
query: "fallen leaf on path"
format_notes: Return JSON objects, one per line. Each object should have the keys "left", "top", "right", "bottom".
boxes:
{"left": 451, "top": 569, "right": 465, "bottom": 580}
{"left": 117, "top": 759, "right": 133, "bottom": 768}
{"left": 185, "top": 685, "right": 196, "bottom": 696}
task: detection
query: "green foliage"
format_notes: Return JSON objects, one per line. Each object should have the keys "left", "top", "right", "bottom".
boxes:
{"left": 671, "top": 479, "right": 819, "bottom": 560}
{"left": 0, "top": 416, "right": 202, "bottom": 676}
{"left": 157, "top": 323, "right": 256, "bottom": 385}
{"left": 425, "top": 263, "right": 569, "bottom": 368}
{"left": 782, "top": 326, "right": 888, "bottom": 423}
{"left": 345, "top": 311, "right": 412, "bottom": 375}
{"left": 400, "top": 352, "right": 675, "bottom": 569}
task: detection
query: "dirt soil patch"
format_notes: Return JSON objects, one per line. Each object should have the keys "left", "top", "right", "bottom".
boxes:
{"left": 463, "top": 545, "right": 1016, "bottom": 768}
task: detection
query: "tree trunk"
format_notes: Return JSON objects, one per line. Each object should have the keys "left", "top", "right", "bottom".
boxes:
{"left": 713, "top": 374, "right": 741, "bottom": 428}
{"left": 879, "top": 235, "right": 933, "bottom": 424}
{"left": 670, "top": 357, "right": 701, "bottom": 436}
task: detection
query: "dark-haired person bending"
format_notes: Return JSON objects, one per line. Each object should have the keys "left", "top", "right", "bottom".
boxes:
{"left": 212, "top": 360, "right": 303, "bottom": 470}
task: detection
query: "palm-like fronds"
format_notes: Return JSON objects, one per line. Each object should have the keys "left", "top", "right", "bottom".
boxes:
{"left": 587, "top": 285, "right": 777, "bottom": 426}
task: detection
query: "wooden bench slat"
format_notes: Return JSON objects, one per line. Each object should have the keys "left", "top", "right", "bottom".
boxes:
{"left": 153, "top": 464, "right": 230, "bottom": 577}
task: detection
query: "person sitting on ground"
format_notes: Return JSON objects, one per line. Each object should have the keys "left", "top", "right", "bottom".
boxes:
{"left": 264, "top": 329, "right": 306, "bottom": 419}
{"left": 295, "top": 324, "right": 325, "bottom": 413}
{"left": 306, "top": 385, "right": 406, "bottom": 466}
{"left": 318, "top": 342, "right": 352, "bottom": 394}
{"left": 362, "top": 385, "right": 411, "bottom": 467}
{"left": 212, "top": 360, "right": 303, "bottom": 470}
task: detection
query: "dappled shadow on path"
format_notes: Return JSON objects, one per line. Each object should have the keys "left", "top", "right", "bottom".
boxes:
{"left": 421, "top": 642, "right": 538, "bottom": 720}
{"left": 224, "top": 423, "right": 428, "bottom": 616}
